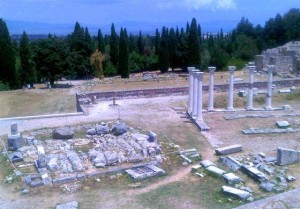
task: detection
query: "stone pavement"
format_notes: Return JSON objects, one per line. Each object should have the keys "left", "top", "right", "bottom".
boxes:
{"left": 233, "top": 188, "right": 300, "bottom": 209}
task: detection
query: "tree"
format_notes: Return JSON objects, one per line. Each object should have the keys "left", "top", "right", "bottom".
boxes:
{"left": 284, "top": 8, "right": 300, "bottom": 41}
{"left": 187, "top": 18, "right": 201, "bottom": 69}
{"left": 137, "top": 31, "right": 144, "bottom": 55}
{"left": 0, "top": 18, "right": 17, "bottom": 88}
{"left": 34, "top": 36, "right": 67, "bottom": 86}
{"left": 158, "top": 27, "right": 169, "bottom": 73}
{"left": 118, "top": 28, "right": 129, "bottom": 78}
{"left": 19, "top": 31, "right": 36, "bottom": 85}
{"left": 110, "top": 23, "right": 119, "bottom": 67}
{"left": 97, "top": 29, "right": 105, "bottom": 53}
{"left": 168, "top": 28, "right": 178, "bottom": 69}
{"left": 91, "top": 49, "right": 105, "bottom": 79}
{"left": 154, "top": 29, "right": 161, "bottom": 56}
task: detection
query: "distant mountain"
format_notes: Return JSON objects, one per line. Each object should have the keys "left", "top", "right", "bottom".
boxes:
{"left": 6, "top": 19, "right": 238, "bottom": 36}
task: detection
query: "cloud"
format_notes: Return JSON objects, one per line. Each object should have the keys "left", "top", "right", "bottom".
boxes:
{"left": 157, "top": 0, "right": 236, "bottom": 10}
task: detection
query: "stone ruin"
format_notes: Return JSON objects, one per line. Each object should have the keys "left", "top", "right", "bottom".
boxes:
{"left": 10, "top": 122, "right": 164, "bottom": 187}
{"left": 255, "top": 41, "right": 300, "bottom": 76}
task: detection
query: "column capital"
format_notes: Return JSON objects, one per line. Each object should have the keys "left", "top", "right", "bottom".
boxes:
{"left": 208, "top": 67, "right": 216, "bottom": 74}
{"left": 248, "top": 66, "right": 256, "bottom": 73}
{"left": 194, "top": 72, "right": 204, "bottom": 81}
{"left": 228, "top": 66, "right": 236, "bottom": 74}
{"left": 267, "top": 65, "right": 275, "bottom": 73}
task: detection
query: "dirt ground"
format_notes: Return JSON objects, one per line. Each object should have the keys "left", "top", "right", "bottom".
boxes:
{"left": 0, "top": 74, "right": 300, "bottom": 209}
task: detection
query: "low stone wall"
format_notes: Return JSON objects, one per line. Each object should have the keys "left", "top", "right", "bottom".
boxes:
{"left": 77, "top": 78, "right": 300, "bottom": 102}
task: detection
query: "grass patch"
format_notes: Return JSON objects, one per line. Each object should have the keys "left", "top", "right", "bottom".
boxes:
{"left": 137, "top": 177, "right": 241, "bottom": 209}
{"left": 227, "top": 58, "right": 248, "bottom": 70}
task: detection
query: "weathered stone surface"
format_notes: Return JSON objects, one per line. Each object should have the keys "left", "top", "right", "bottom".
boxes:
{"left": 241, "top": 165, "right": 268, "bottom": 182}
{"left": 200, "top": 160, "right": 215, "bottom": 168}
{"left": 286, "top": 175, "right": 296, "bottom": 182}
{"left": 47, "top": 157, "right": 60, "bottom": 172}
{"left": 111, "top": 123, "right": 127, "bottom": 136}
{"left": 127, "top": 153, "right": 143, "bottom": 163}
{"left": 260, "top": 181, "right": 276, "bottom": 192}
{"left": 125, "top": 165, "right": 165, "bottom": 180}
{"left": 56, "top": 201, "right": 78, "bottom": 209}
{"left": 219, "top": 156, "right": 242, "bottom": 171}
{"left": 276, "top": 147, "right": 300, "bottom": 165}
{"left": 223, "top": 173, "right": 243, "bottom": 185}
{"left": 53, "top": 127, "right": 74, "bottom": 140}
{"left": 67, "top": 152, "right": 85, "bottom": 172}
{"left": 95, "top": 125, "right": 109, "bottom": 135}
{"left": 206, "top": 166, "right": 226, "bottom": 176}
{"left": 8, "top": 151, "right": 23, "bottom": 163}
{"left": 148, "top": 131, "right": 157, "bottom": 143}
{"left": 276, "top": 121, "right": 290, "bottom": 129}
{"left": 222, "top": 186, "right": 251, "bottom": 200}
{"left": 7, "top": 133, "right": 22, "bottom": 151}
{"left": 86, "top": 128, "right": 96, "bottom": 135}
{"left": 104, "top": 150, "right": 119, "bottom": 165}
{"left": 52, "top": 175, "right": 77, "bottom": 185}
{"left": 215, "top": 144, "right": 242, "bottom": 155}
{"left": 132, "top": 133, "right": 149, "bottom": 144}
{"left": 89, "top": 150, "right": 106, "bottom": 167}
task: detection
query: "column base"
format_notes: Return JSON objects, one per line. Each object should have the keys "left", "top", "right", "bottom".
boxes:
{"left": 196, "top": 117, "right": 203, "bottom": 122}
{"left": 265, "top": 106, "right": 273, "bottom": 111}
{"left": 227, "top": 107, "right": 234, "bottom": 111}
{"left": 208, "top": 107, "right": 215, "bottom": 112}
{"left": 246, "top": 106, "right": 254, "bottom": 111}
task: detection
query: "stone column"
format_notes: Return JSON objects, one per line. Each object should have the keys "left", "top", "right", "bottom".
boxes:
{"left": 208, "top": 67, "right": 216, "bottom": 111}
{"left": 192, "top": 70, "right": 199, "bottom": 117}
{"left": 227, "top": 66, "right": 236, "bottom": 111}
{"left": 188, "top": 67, "right": 196, "bottom": 114}
{"left": 247, "top": 66, "right": 256, "bottom": 110}
{"left": 196, "top": 72, "right": 204, "bottom": 121}
{"left": 266, "top": 65, "right": 274, "bottom": 110}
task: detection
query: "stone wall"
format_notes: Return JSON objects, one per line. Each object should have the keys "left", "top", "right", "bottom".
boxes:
{"left": 77, "top": 78, "right": 300, "bottom": 103}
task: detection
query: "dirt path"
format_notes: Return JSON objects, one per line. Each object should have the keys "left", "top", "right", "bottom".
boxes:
{"left": 128, "top": 165, "right": 193, "bottom": 195}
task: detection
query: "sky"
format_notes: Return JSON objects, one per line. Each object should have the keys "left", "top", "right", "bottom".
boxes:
{"left": 0, "top": 0, "right": 300, "bottom": 34}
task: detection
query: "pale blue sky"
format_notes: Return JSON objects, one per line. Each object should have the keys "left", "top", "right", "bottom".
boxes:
{"left": 1, "top": 0, "right": 299, "bottom": 34}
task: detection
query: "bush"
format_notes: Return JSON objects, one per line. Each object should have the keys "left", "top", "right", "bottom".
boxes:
{"left": 0, "top": 81, "right": 10, "bottom": 91}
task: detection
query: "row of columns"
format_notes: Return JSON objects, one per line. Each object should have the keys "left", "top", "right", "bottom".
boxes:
{"left": 188, "top": 65, "right": 274, "bottom": 114}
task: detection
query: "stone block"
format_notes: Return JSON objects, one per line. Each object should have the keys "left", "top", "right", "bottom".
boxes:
{"left": 276, "top": 121, "right": 290, "bottom": 129}
{"left": 215, "top": 144, "right": 243, "bottom": 155}
{"left": 86, "top": 171, "right": 104, "bottom": 179}
{"left": 200, "top": 160, "right": 215, "bottom": 168}
{"left": 125, "top": 165, "right": 165, "bottom": 180}
{"left": 56, "top": 201, "right": 78, "bottom": 209}
{"left": 238, "top": 90, "right": 247, "bottom": 97}
{"left": 222, "top": 186, "right": 251, "bottom": 200}
{"left": 241, "top": 165, "right": 268, "bottom": 182}
{"left": 223, "top": 173, "right": 243, "bottom": 185}
{"left": 11, "top": 123, "right": 18, "bottom": 135}
{"left": 260, "top": 181, "right": 276, "bottom": 192}
{"left": 52, "top": 175, "right": 77, "bottom": 185}
{"left": 52, "top": 127, "right": 74, "bottom": 140}
{"left": 206, "top": 166, "right": 226, "bottom": 176}
{"left": 77, "top": 173, "right": 87, "bottom": 181}
{"left": 7, "top": 133, "right": 22, "bottom": 151}
{"left": 148, "top": 131, "right": 157, "bottom": 143}
{"left": 219, "top": 156, "right": 242, "bottom": 171}
{"left": 278, "top": 89, "right": 292, "bottom": 94}
{"left": 276, "top": 147, "right": 300, "bottom": 165}
{"left": 8, "top": 151, "right": 23, "bottom": 163}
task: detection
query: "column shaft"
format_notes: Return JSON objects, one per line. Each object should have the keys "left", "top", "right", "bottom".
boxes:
{"left": 227, "top": 66, "right": 236, "bottom": 111}
{"left": 196, "top": 72, "right": 204, "bottom": 121}
{"left": 208, "top": 67, "right": 216, "bottom": 111}
{"left": 188, "top": 67, "right": 196, "bottom": 114}
{"left": 266, "top": 65, "right": 274, "bottom": 110}
{"left": 247, "top": 66, "right": 255, "bottom": 110}
{"left": 192, "top": 71, "right": 199, "bottom": 116}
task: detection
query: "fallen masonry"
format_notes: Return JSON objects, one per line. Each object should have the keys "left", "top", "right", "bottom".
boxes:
{"left": 205, "top": 165, "right": 226, "bottom": 176}
{"left": 242, "top": 127, "right": 300, "bottom": 134}
{"left": 215, "top": 144, "right": 243, "bottom": 155}
{"left": 56, "top": 201, "right": 78, "bottom": 209}
{"left": 241, "top": 164, "right": 268, "bottom": 182}
{"left": 125, "top": 164, "right": 165, "bottom": 180}
{"left": 219, "top": 156, "right": 242, "bottom": 171}
{"left": 222, "top": 186, "right": 252, "bottom": 201}
{"left": 223, "top": 173, "right": 243, "bottom": 185}
{"left": 277, "top": 147, "right": 300, "bottom": 165}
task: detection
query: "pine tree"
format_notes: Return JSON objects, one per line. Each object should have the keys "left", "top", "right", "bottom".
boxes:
{"left": 118, "top": 28, "right": 129, "bottom": 78}
{"left": 97, "top": 29, "right": 105, "bottom": 53}
{"left": 0, "top": 18, "right": 17, "bottom": 88}
{"left": 19, "top": 31, "right": 36, "bottom": 85}
{"left": 187, "top": 18, "right": 201, "bottom": 69}
{"left": 110, "top": 23, "right": 119, "bottom": 68}
{"left": 158, "top": 26, "right": 169, "bottom": 73}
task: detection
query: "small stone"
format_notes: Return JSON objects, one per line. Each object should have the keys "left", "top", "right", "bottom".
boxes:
{"left": 247, "top": 197, "right": 254, "bottom": 202}
{"left": 21, "top": 189, "right": 29, "bottom": 194}
{"left": 286, "top": 175, "right": 296, "bottom": 182}
{"left": 182, "top": 162, "right": 189, "bottom": 166}
{"left": 260, "top": 181, "right": 275, "bottom": 192}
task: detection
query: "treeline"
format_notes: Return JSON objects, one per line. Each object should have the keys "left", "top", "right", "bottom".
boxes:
{"left": 0, "top": 8, "right": 300, "bottom": 89}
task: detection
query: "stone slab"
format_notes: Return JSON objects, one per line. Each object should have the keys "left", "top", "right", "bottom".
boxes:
{"left": 223, "top": 173, "right": 243, "bottom": 185}
{"left": 206, "top": 166, "right": 226, "bottom": 176}
{"left": 222, "top": 186, "right": 251, "bottom": 200}
{"left": 276, "top": 147, "right": 300, "bottom": 165}
{"left": 52, "top": 175, "right": 77, "bottom": 185}
{"left": 125, "top": 165, "right": 165, "bottom": 180}
{"left": 200, "top": 160, "right": 215, "bottom": 168}
{"left": 241, "top": 165, "right": 268, "bottom": 182}
{"left": 215, "top": 144, "right": 243, "bottom": 155}
{"left": 56, "top": 201, "right": 78, "bottom": 209}
{"left": 276, "top": 121, "right": 290, "bottom": 128}
{"left": 219, "top": 156, "right": 242, "bottom": 171}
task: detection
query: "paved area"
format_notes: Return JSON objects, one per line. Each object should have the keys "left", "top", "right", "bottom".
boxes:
{"left": 234, "top": 188, "right": 300, "bottom": 209}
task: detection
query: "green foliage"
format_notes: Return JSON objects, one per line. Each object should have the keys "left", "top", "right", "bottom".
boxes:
{"left": 0, "top": 18, "right": 17, "bottom": 88}
{"left": 19, "top": 31, "right": 36, "bottom": 85}
{"left": 158, "top": 26, "right": 169, "bottom": 73}
{"left": 129, "top": 51, "right": 158, "bottom": 72}
{"left": 118, "top": 28, "right": 129, "bottom": 78}
{"left": 227, "top": 58, "right": 248, "bottom": 70}
{"left": 110, "top": 23, "right": 119, "bottom": 68}
{"left": 0, "top": 81, "right": 10, "bottom": 91}
{"left": 187, "top": 18, "right": 201, "bottom": 69}
{"left": 104, "top": 62, "right": 117, "bottom": 76}
{"left": 97, "top": 29, "right": 105, "bottom": 53}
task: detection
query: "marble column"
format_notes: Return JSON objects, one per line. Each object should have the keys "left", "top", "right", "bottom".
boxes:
{"left": 266, "top": 65, "right": 274, "bottom": 110}
{"left": 208, "top": 67, "right": 216, "bottom": 111}
{"left": 196, "top": 72, "right": 204, "bottom": 121}
{"left": 192, "top": 70, "right": 199, "bottom": 117}
{"left": 188, "top": 67, "right": 196, "bottom": 114}
{"left": 247, "top": 66, "right": 256, "bottom": 110}
{"left": 227, "top": 66, "right": 236, "bottom": 111}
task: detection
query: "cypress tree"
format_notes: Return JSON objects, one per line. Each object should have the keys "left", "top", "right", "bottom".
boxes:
{"left": 0, "top": 18, "right": 17, "bottom": 88}
{"left": 110, "top": 23, "right": 119, "bottom": 67}
{"left": 158, "top": 26, "right": 169, "bottom": 73}
{"left": 168, "top": 28, "right": 178, "bottom": 69}
{"left": 155, "top": 29, "right": 161, "bottom": 56}
{"left": 137, "top": 31, "right": 144, "bottom": 55}
{"left": 97, "top": 29, "right": 105, "bottom": 53}
{"left": 118, "top": 28, "right": 129, "bottom": 78}
{"left": 19, "top": 31, "right": 36, "bottom": 85}
{"left": 187, "top": 18, "right": 201, "bottom": 69}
